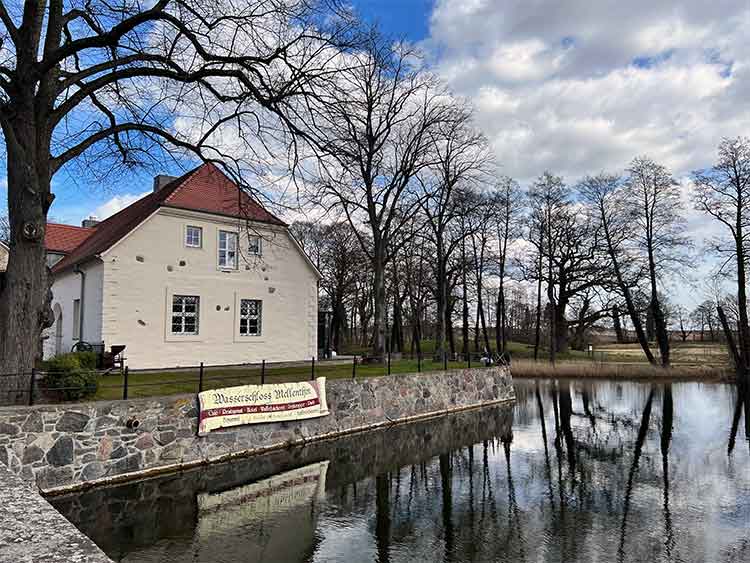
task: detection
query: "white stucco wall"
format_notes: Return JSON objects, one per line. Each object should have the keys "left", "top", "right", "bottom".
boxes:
{"left": 44, "top": 262, "right": 104, "bottom": 359}
{"left": 99, "top": 208, "right": 318, "bottom": 369}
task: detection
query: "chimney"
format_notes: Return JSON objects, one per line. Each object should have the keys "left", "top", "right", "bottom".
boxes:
{"left": 82, "top": 216, "right": 100, "bottom": 228}
{"left": 153, "top": 174, "right": 178, "bottom": 192}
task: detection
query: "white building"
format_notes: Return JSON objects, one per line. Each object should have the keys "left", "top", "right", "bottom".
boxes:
{"left": 43, "top": 163, "right": 319, "bottom": 369}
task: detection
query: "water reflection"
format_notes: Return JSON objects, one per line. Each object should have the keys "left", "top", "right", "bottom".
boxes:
{"left": 52, "top": 379, "right": 750, "bottom": 563}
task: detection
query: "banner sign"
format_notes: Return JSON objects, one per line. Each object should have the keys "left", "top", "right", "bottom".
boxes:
{"left": 198, "top": 377, "right": 329, "bottom": 435}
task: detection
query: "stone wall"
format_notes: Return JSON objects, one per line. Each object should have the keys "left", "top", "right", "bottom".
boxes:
{"left": 51, "top": 404, "right": 514, "bottom": 559}
{"left": 0, "top": 461, "right": 112, "bottom": 563}
{"left": 0, "top": 366, "right": 513, "bottom": 492}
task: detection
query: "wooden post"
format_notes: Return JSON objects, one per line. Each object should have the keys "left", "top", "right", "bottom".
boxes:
{"left": 418, "top": 353, "right": 421, "bottom": 373}
{"left": 468, "top": 351, "right": 471, "bottom": 369}
{"left": 387, "top": 350, "right": 391, "bottom": 376}
{"left": 352, "top": 356, "right": 356, "bottom": 380}
{"left": 123, "top": 366, "right": 129, "bottom": 400}
{"left": 261, "top": 359, "right": 266, "bottom": 385}
{"left": 198, "top": 362, "right": 204, "bottom": 393}
{"left": 311, "top": 357, "right": 315, "bottom": 381}
{"left": 443, "top": 351, "right": 447, "bottom": 371}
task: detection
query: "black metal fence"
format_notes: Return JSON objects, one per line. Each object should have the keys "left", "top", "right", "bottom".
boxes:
{"left": 0, "top": 352, "right": 508, "bottom": 407}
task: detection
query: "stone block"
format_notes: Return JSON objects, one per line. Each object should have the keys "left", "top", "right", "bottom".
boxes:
{"left": 0, "top": 421, "right": 19, "bottom": 436}
{"left": 56, "top": 411, "right": 90, "bottom": 432}
{"left": 22, "top": 411, "right": 43, "bottom": 433}
{"left": 22, "top": 445, "right": 45, "bottom": 464}
{"left": 46, "top": 436, "right": 74, "bottom": 467}
{"left": 81, "top": 462, "right": 106, "bottom": 481}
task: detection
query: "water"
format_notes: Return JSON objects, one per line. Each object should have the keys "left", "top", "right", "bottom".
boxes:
{"left": 51, "top": 379, "right": 750, "bottom": 563}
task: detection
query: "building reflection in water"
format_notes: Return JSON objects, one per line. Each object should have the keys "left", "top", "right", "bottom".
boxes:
{"left": 52, "top": 379, "right": 750, "bottom": 563}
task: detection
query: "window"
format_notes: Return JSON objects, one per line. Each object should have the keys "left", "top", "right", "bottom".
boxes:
{"left": 185, "top": 226, "right": 202, "bottom": 248}
{"left": 239, "top": 299, "right": 262, "bottom": 336}
{"left": 218, "top": 231, "right": 238, "bottom": 269}
{"left": 72, "top": 299, "right": 81, "bottom": 340}
{"left": 172, "top": 295, "right": 200, "bottom": 335}
{"left": 248, "top": 236, "right": 262, "bottom": 256}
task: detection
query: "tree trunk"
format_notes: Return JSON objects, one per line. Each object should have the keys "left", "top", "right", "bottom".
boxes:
{"left": 613, "top": 306, "right": 624, "bottom": 343}
{"left": 734, "top": 215, "right": 750, "bottom": 381}
{"left": 647, "top": 244, "right": 670, "bottom": 366}
{"left": 533, "top": 252, "right": 543, "bottom": 361}
{"left": 372, "top": 248, "right": 387, "bottom": 358}
{"left": 435, "top": 231, "right": 447, "bottom": 361}
{"left": 600, "top": 206, "right": 656, "bottom": 365}
{"left": 478, "top": 293, "right": 491, "bottom": 355}
{"left": 554, "top": 296, "right": 569, "bottom": 355}
{"left": 0, "top": 122, "right": 55, "bottom": 404}
{"left": 646, "top": 305, "right": 656, "bottom": 342}
{"left": 461, "top": 240, "right": 469, "bottom": 358}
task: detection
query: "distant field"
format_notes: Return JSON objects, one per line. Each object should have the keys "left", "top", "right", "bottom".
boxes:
{"left": 343, "top": 339, "right": 730, "bottom": 366}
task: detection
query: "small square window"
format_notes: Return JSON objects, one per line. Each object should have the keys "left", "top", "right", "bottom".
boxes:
{"left": 248, "top": 236, "right": 262, "bottom": 256}
{"left": 185, "top": 226, "right": 202, "bottom": 248}
{"left": 239, "top": 299, "right": 262, "bottom": 336}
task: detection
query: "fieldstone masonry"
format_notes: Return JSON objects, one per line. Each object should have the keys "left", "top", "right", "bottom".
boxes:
{"left": 0, "top": 366, "right": 513, "bottom": 492}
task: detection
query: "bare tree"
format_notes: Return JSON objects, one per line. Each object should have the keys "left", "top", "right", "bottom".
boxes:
{"left": 673, "top": 305, "right": 690, "bottom": 342}
{"left": 626, "top": 157, "right": 689, "bottom": 367}
{"left": 492, "top": 176, "right": 523, "bottom": 355}
{"left": 529, "top": 171, "right": 569, "bottom": 363}
{"left": 467, "top": 190, "right": 495, "bottom": 355}
{"left": 579, "top": 173, "right": 656, "bottom": 364}
{"left": 693, "top": 137, "right": 750, "bottom": 379}
{"left": 417, "top": 103, "right": 488, "bottom": 361}
{"left": 691, "top": 300, "right": 716, "bottom": 342}
{"left": 0, "top": 0, "right": 354, "bottom": 375}
{"left": 306, "top": 34, "right": 449, "bottom": 358}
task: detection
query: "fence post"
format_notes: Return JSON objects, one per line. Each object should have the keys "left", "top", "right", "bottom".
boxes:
{"left": 443, "top": 351, "right": 447, "bottom": 371}
{"left": 311, "top": 357, "right": 315, "bottom": 381}
{"left": 387, "top": 349, "right": 391, "bottom": 376}
{"left": 28, "top": 368, "right": 35, "bottom": 407}
{"left": 352, "top": 356, "right": 356, "bottom": 380}
{"left": 198, "top": 362, "right": 204, "bottom": 393}
{"left": 418, "top": 353, "right": 421, "bottom": 373}
{"left": 468, "top": 351, "right": 471, "bottom": 369}
{"left": 261, "top": 359, "right": 266, "bottom": 385}
{"left": 123, "top": 366, "right": 129, "bottom": 400}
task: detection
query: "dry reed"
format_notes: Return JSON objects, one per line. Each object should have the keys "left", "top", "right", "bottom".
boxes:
{"left": 510, "top": 359, "right": 730, "bottom": 381}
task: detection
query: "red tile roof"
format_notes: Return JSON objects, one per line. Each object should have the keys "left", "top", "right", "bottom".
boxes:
{"left": 52, "top": 163, "right": 286, "bottom": 273}
{"left": 45, "top": 223, "right": 96, "bottom": 254}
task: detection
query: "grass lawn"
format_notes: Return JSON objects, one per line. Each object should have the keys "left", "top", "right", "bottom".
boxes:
{"left": 93, "top": 357, "right": 470, "bottom": 401}
{"left": 90, "top": 340, "right": 731, "bottom": 401}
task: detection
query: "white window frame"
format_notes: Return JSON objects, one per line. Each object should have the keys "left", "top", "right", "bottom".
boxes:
{"left": 239, "top": 299, "right": 262, "bottom": 336}
{"left": 171, "top": 295, "right": 200, "bottom": 335}
{"left": 218, "top": 230, "right": 238, "bottom": 270}
{"left": 248, "top": 235, "right": 262, "bottom": 256}
{"left": 72, "top": 299, "right": 81, "bottom": 340}
{"left": 185, "top": 225, "right": 202, "bottom": 248}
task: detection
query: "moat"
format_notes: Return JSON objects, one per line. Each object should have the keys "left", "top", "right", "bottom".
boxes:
{"left": 51, "top": 378, "right": 750, "bottom": 563}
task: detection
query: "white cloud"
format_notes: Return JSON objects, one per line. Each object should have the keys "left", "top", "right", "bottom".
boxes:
{"left": 423, "top": 0, "right": 750, "bottom": 307}
{"left": 424, "top": 0, "right": 750, "bottom": 183}
{"left": 91, "top": 191, "right": 150, "bottom": 220}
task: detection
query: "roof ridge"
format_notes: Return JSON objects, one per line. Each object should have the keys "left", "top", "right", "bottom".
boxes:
{"left": 46, "top": 222, "right": 96, "bottom": 230}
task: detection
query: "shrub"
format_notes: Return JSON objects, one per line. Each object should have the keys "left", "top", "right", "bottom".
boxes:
{"left": 41, "top": 353, "right": 99, "bottom": 401}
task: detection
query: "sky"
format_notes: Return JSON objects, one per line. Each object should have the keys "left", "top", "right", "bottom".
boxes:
{"left": 5, "top": 0, "right": 750, "bottom": 306}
